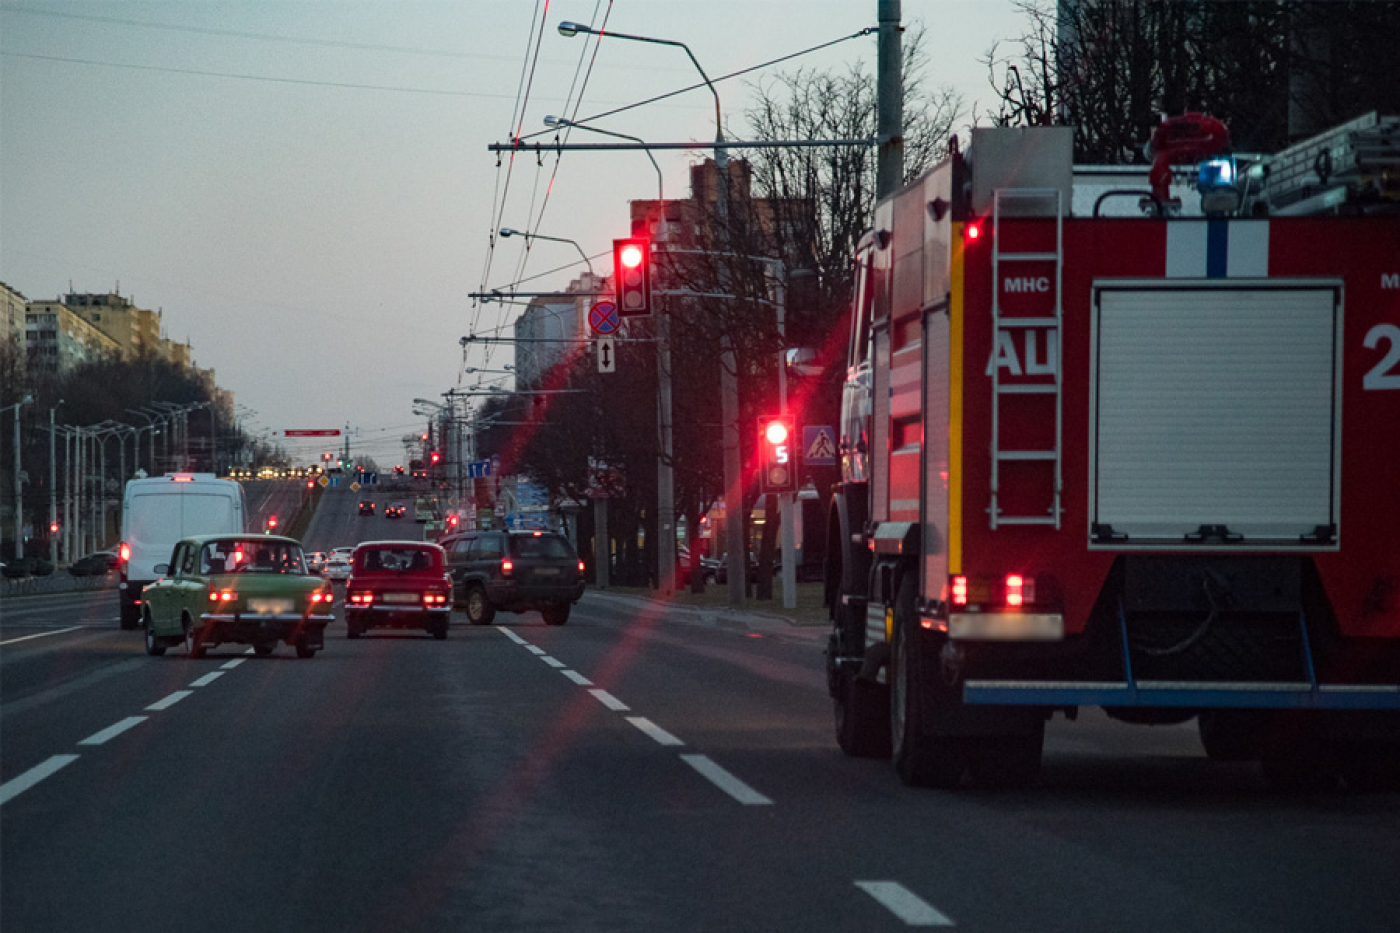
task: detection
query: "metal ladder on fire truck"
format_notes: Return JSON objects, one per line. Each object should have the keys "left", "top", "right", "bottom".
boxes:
{"left": 989, "top": 187, "right": 1064, "bottom": 529}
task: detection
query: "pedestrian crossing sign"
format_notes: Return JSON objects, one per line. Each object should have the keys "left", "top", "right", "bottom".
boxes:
{"left": 803, "top": 425, "right": 836, "bottom": 466}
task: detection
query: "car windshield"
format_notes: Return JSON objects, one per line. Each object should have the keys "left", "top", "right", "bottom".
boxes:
{"left": 201, "top": 540, "right": 307, "bottom": 575}
{"left": 354, "top": 547, "right": 440, "bottom": 573}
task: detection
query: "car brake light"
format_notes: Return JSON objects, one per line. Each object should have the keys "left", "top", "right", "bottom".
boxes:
{"left": 171, "top": 474, "right": 194, "bottom": 483}
{"left": 209, "top": 589, "right": 235, "bottom": 602}
{"left": 577, "top": 560, "right": 585, "bottom": 573}
{"left": 501, "top": 558, "right": 513, "bottom": 574}
{"left": 349, "top": 591, "right": 373, "bottom": 605}
{"left": 951, "top": 575, "right": 969, "bottom": 607}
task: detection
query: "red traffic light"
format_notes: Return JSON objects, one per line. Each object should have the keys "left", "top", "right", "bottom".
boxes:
{"left": 613, "top": 237, "right": 651, "bottom": 317}
{"left": 430, "top": 451, "right": 441, "bottom": 464}
{"left": 758, "top": 416, "right": 796, "bottom": 493}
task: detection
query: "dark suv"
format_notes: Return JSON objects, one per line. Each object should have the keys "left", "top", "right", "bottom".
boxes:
{"left": 442, "top": 530, "right": 584, "bottom": 626}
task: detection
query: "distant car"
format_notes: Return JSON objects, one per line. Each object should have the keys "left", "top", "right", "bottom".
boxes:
{"left": 358, "top": 500, "right": 376, "bottom": 516}
{"left": 345, "top": 541, "right": 452, "bottom": 640}
{"left": 323, "top": 557, "right": 352, "bottom": 582}
{"left": 385, "top": 503, "right": 406, "bottom": 519}
{"left": 69, "top": 550, "right": 119, "bottom": 577}
{"left": 441, "top": 529, "right": 585, "bottom": 626}
{"left": 306, "top": 551, "right": 328, "bottom": 573}
{"left": 331, "top": 546, "right": 355, "bottom": 560}
{"left": 140, "top": 534, "right": 332, "bottom": 658}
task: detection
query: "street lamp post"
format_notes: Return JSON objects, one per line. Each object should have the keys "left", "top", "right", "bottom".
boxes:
{"left": 559, "top": 21, "right": 731, "bottom": 602}
{"left": 7, "top": 394, "right": 35, "bottom": 560}
{"left": 498, "top": 228, "right": 594, "bottom": 279}
{"left": 49, "top": 400, "right": 63, "bottom": 566}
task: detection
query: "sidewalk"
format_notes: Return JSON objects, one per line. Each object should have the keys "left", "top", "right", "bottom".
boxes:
{"left": 1, "top": 573, "right": 114, "bottom": 599}
{"left": 584, "top": 582, "right": 829, "bottom": 635}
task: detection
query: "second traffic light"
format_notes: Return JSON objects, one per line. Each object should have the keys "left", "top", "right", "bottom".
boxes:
{"left": 613, "top": 237, "right": 651, "bottom": 316}
{"left": 758, "top": 416, "right": 797, "bottom": 493}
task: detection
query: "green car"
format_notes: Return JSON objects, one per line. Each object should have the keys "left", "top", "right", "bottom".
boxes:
{"left": 141, "top": 534, "right": 334, "bottom": 659}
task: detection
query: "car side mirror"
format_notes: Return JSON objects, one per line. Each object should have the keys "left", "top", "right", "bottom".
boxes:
{"left": 154, "top": 563, "right": 169, "bottom": 575}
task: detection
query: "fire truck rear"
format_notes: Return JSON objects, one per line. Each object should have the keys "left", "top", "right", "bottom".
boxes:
{"left": 825, "top": 117, "right": 1400, "bottom": 790}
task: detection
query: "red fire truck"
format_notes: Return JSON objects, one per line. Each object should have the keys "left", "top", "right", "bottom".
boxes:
{"left": 825, "top": 115, "right": 1400, "bottom": 790}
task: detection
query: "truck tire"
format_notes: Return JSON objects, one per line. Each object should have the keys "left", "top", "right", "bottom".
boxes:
{"left": 890, "top": 576, "right": 966, "bottom": 789}
{"left": 1338, "top": 742, "right": 1400, "bottom": 793}
{"left": 835, "top": 669, "right": 892, "bottom": 759}
{"left": 1260, "top": 732, "right": 1339, "bottom": 792}
{"left": 542, "top": 603, "right": 569, "bottom": 626}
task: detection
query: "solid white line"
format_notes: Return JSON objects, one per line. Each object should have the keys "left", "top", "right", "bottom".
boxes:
{"left": 626, "top": 717, "right": 685, "bottom": 747}
{"left": 561, "top": 670, "right": 593, "bottom": 686}
{"left": 541, "top": 656, "right": 567, "bottom": 668}
{"left": 679, "top": 754, "right": 773, "bottom": 806}
{"left": 0, "top": 626, "right": 83, "bottom": 646}
{"left": 0, "top": 754, "right": 81, "bottom": 806}
{"left": 189, "top": 671, "right": 225, "bottom": 687}
{"left": 220, "top": 658, "right": 246, "bottom": 670}
{"left": 77, "top": 716, "right": 147, "bottom": 746}
{"left": 497, "top": 627, "right": 529, "bottom": 645}
{"left": 146, "top": 690, "right": 194, "bottom": 711}
{"left": 854, "top": 882, "right": 955, "bottom": 926}
{"left": 588, "top": 689, "right": 630, "bottom": 712}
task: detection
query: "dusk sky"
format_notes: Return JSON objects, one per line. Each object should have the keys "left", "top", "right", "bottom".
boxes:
{"left": 2, "top": 0, "right": 1026, "bottom": 466}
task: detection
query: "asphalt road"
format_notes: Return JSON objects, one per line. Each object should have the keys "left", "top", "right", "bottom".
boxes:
{"left": 3, "top": 488, "right": 1397, "bottom": 932}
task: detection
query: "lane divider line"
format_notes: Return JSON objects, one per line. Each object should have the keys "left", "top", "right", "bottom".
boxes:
{"left": 77, "top": 716, "right": 147, "bottom": 747}
{"left": 561, "top": 670, "right": 593, "bottom": 686}
{"left": 679, "top": 754, "right": 773, "bottom": 806}
{"left": 525, "top": 645, "right": 547, "bottom": 656}
{"left": 588, "top": 689, "right": 630, "bottom": 712}
{"left": 496, "top": 627, "right": 529, "bottom": 645}
{"left": 0, "top": 754, "right": 81, "bottom": 806}
{"left": 189, "top": 671, "right": 225, "bottom": 688}
{"left": 220, "top": 658, "right": 247, "bottom": 670}
{"left": 145, "top": 690, "right": 194, "bottom": 711}
{"left": 626, "top": 717, "right": 685, "bottom": 747}
{"left": 541, "top": 656, "right": 567, "bottom": 669}
{"left": 854, "top": 881, "right": 955, "bottom": 927}
{"left": 0, "top": 626, "right": 84, "bottom": 647}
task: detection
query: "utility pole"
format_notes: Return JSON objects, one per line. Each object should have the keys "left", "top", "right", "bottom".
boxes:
{"left": 876, "top": 0, "right": 904, "bottom": 199}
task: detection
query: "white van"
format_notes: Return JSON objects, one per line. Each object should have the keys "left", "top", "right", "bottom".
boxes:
{"left": 118, "top": 473, "right": 246, "bottom": 629}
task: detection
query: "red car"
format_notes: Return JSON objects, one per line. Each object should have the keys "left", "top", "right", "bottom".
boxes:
{"left": 345, "top": 541, "right": 452, "bottom": 640}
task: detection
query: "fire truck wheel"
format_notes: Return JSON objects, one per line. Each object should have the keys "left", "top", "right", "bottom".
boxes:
{"left": 891, "top": 575, "right": 967, "bottom": 789}
{"left": 965, "top": 727, "right": 1044, "bottom": 789}
{"left": 835, "top": 669, "right": 891, "bottom": 759}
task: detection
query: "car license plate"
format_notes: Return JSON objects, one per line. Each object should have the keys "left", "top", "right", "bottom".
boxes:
{"left": 534, "top": 567, "right": 560, "bottom": 577}
{"left": 248, "top": 598, "right": 292, "bottom": 614}
{"left": 383, "top": 592, "right": 419, "bottom": 604}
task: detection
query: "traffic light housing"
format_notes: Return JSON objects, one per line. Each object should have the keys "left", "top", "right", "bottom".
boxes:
{"left": 758, "top": 416, "right": 796, "bottom": 493}
{"left": 613, "top": 237, "right": 651, "bottom": 316}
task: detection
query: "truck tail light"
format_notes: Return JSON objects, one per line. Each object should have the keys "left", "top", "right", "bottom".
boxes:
{"left": 577, "top": 559, "right": 585, "bottom": 573}
{"left": 118, "top": 542, "right": 131, "bottom": 563}
{"left": 1006, "top": 574, "right": 1024, "bottom": 607}
{"left": 951, "top": 575, "right": 969, "bottom": 606}
{"left": 501, "top": 558, "right": 514, "bottom": 575}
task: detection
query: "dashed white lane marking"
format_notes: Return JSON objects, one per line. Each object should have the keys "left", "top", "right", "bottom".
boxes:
{"left": 627, "top": 717, "right": 685, "bottom": 747}
{"left": 589, "top": 689, "right": 630, "bottom": 712}
{"left": 220, "top": 658, "right": 247, "bottom": 670}
{"left": 525, "top": 645, "right": 547, "bottom": 656}
{"left": 679, "top": 754, "right": 773, "bottom": 806}
{"left": 0, "top": 626, "right": 83, "bottom": 646}
{"left": 77, "top": 716, "right": 147, "bottom": 746}
{"left": 497, "top": 627, "right": 529, "bottom": 645}
{"left": 854, "top": 882, "right": 954, "bottom": 926}
{"left": 0, "top": 755, "right": 81, "bottom": 806}
{"left": 561, "top": 670, "right": 593, "bottom": 686}
{"left": 189, "top": 671, "right": 225, "bottom": 687}
{"left": 146, "top": 691, "right": 194, "bottom": 711}
{"left": 541, "top": 656, "right": 567, "bottom": 668}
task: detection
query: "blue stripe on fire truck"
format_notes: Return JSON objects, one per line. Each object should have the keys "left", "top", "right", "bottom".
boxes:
{"left": 1166, "top": 220, "right": 1269, "bottom": 279}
